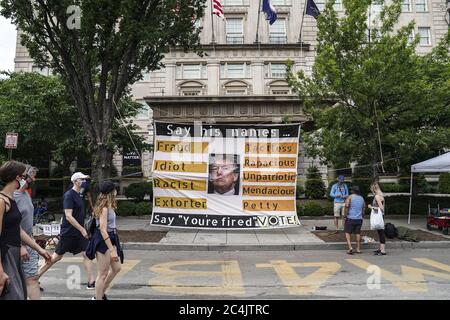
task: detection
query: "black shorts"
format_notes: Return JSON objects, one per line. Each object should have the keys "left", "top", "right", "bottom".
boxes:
{"left": 344, "top": 219, "right": 363, "bottom": 234}
{"left": 55, "top": 236, "right": 89, "bottom": 256}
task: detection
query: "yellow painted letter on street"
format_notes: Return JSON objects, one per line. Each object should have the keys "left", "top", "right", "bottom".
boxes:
{"left": 256, "top": 260, "right": 341, "bottom": 295}
{"left": 149, "top": 260, "right": 245, "bottom": 296}
{"left": 347, "top": 258, "right": 450, "bottom": 292}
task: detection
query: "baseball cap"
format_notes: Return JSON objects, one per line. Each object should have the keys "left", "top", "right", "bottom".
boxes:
{"left": 338, "top": 175, "right": 345, "bottom": 182}
{"left": 71, "top": 172, "right": 90, "bottom": 183}
{"left": 100, "top": 180, "right": 117, "bottom": 194}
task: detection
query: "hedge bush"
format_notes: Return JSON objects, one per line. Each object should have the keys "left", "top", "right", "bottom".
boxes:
{"left": 297, "top": 201, "right": 325, "bottom": 216}
{"left": 383, "top": 195, "right": 450, "bottom": 215}
{"left": 305, "top": 166, "right": 326, "bottom": 199}
{"left": 296, "top": 184, "right": 305, "bottom": 199}
{"left": 124, "top": 182, "right": 153, "bottom": 202}
{"left": 117, "top": 201, "right": 136, "bottom": 216}
{"left": 380, "top": 183, "right": 410, "bottom": 193}
{"left": 439, "top": 173, "right": 450, "bottom": 194}
{"left": 135, "top": 202, "right": 153, "bottom": 216}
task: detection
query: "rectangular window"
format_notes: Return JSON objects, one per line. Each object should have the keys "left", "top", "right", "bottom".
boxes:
{"left": 408, "top": 30, "right": 415, "bottom": 44}
{"left": 176, "top": 64, "right": 206, "bottom": 79}
{"left": 136, "top": 102, "right": 150, "bottom": 120}
{"left": 418, "top": 27, "right": 430, "bottom": 45}
{"left": 224, "top": 0, "right": 244, "bottom": 5}
{"left": 415, "top": 0, "right": 427, "bottom": 12}
{"left": 265, "top": 63, "right": 287, "bottom": 78}
{"left": 333, "top": 0, "right": 342, "bottom": 11}
{"left": 371, "top": 0, "right": 384, "bottom": 12}
{"left": 401, "top": 0, "right": 411, "bottom": 12}
{"left": 315, "top": 0, "right": 325, "bottom": 11}
{"left": 142, "top": 72, "right": 151, "bottom": 82}
{"left": 226, "top": 18, "right": 244, "bottom": 44}
{"left": 182, "top": 90, "right": 201, "bottom": 96}
{"left": 220, "top": 63, "right": 251, "bottom": 78}
{"left": 32, "top": 66, "right": 50, "bottom": 76}
{"left": 269, "top": 19, "right": 287, "bottom": 44}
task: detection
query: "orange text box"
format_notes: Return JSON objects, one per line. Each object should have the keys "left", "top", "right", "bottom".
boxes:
{"left": 155, "top": 197, "right": 207, "bottom": 210}
{"left": 243, "top": 200, "right": 296, "bottom": 212}
{"left": 245, "top": 142, "right": 298, "bottom": 155}
{"left": 154, "top": 161, "right": 207, "bottom": 173}
{"left": 244, "top": 157, "right": 297, "bottom": 169}
{"left": 157, "top": 141, "right": 208, "bottom": 153}
{"left": 242, "top": 186, "right": 295, "bottom": 197}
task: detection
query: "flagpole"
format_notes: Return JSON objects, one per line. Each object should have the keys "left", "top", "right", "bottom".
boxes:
{"left": 211, "top": 0, "right": 216, "bottom": 44}
{"left": 298, "top": 0, "right": 307, "bottom": 44}
{"left": 255, "top": 0, "right": 262, "bottom": 44}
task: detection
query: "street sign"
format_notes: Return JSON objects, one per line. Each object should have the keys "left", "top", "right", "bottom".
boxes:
{"left": 4, "top": 132, "right": 18, "bottom": 149}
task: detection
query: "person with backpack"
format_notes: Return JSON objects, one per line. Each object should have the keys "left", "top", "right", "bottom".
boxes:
{"left": 368, "top": 182, "right": 386, "bottom": 255}
{"left": 343, "top": 186, "right": 366, "bottom": 255}
{"left": 38, "top": 172, "right": 96, "bottom": 289}
{"left": 330, "top": 175, "right": 349, "bottom": 233}
{"left": 86, "top": 180, "right": 123, "bottom": 300}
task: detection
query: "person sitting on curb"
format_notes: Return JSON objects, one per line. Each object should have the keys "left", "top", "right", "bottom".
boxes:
{"left": 343, "top": 186, "right": 365, "bottom": 255}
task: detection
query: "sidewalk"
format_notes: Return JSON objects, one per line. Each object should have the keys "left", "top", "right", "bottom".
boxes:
{"left": 116, "top": 215, "right": 450, "bottom": 251}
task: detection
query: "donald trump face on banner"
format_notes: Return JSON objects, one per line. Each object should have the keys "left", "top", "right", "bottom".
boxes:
{"left": 208, "top": 154, "right": 240, "bottom": 196}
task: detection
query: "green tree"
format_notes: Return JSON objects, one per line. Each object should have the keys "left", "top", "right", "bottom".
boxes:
{"left": 0, "top": 72, "right": 150, "bottom": 177}
{"left": 1, "top": 0, "right": 206, "bottom": 182}
{"left": 305, "top": 166, "right": 326, "bottom": 199}
{"left": 287, "top": 0, "right": 450, "bottom": 179}
{"left": 0, "top": 72, "right": 84, "bottom": 174}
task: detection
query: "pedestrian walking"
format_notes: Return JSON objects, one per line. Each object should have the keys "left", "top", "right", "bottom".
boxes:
{"left": 38, "top": 172, "right": 96, "bottom": 289}
{"left": 13, "top": 165, "right": 43, "bottom": 299}
{"left": 368, "top": 181, "right": 386, "bottom": 256}
{"left": 344, "top": 185, "right": 366, "bottom": 255}
{"left": 0, "top": 161, "right": 51, "bottom": 300}
{"left": 330, "top": 175, "right": 349, "bottom": 232}
{"left": 86, "top": 180, "right": 123, "bottom": 300}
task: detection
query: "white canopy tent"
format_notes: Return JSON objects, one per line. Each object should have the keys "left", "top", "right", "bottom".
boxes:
{"left": 408, "top": 152, "right": 450, "bottom": 224}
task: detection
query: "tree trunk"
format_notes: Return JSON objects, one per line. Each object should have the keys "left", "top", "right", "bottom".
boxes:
{"left": 91, "top": 144, "right": 114, "bottom": 187}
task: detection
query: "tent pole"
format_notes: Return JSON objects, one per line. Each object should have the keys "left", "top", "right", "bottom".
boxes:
{"left": 408, "top": 171, "right": 413, "bottom": 225}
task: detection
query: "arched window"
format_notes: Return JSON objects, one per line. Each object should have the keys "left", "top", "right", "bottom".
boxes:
{"left": 178, "top": 81, "right": 206, "bottom": 96}
{"left": 267, "top": 80, "right": 292, "bottom": 95}
{"left": 223, "top": 80, "right": 251, "bottom": 96}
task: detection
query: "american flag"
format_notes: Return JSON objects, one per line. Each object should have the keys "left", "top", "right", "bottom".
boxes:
{"left": 212, "top": 0, "right": 224, "bottom": 18}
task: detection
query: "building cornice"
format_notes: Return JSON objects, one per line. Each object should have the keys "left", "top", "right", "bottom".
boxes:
{"left": 172, "top": 42, "right": 310, "bottom": 52}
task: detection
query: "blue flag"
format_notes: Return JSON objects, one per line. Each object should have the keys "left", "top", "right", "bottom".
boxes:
{"left": 306, "top": 0, "right": 320, "bottom": 19}
{"left": 262, "top": 0, "right": 277, "bottom": 25}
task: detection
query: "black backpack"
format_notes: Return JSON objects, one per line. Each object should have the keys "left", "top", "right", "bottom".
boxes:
{"left": 384, "top": 222, "right": 397, "bottom": 239}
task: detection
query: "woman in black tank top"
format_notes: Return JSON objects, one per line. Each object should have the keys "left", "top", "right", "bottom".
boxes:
{"left": 0, "top": 161, "right": 52, "bottom": 300}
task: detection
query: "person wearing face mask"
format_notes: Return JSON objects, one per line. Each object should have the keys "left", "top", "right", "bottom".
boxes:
{"left": 86, "top": 180, "right": 123, "bottom": 300}
{"left": 13, "top": 165, "right": 42, "bottom": 299}
{"left": 0, "top": 161, "right": 52, "bottom": 300}
{"left": 37, "top": 172, "right": 96, "bottom": 289}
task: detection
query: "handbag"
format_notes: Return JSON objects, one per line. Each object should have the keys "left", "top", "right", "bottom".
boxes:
{"left": 370, "top": 207, "right": 385, "bottom": 230}
{"left": 85, "top": 215, "right": 97, "bottom": 238}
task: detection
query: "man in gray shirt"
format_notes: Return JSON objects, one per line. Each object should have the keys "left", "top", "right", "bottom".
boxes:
{"left": 13, "top": 166, "right": 42, "bottom": 300}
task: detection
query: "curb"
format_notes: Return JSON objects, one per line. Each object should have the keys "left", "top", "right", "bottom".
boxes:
{"left": 122, "top": 241, "right": 450, "bottom": 251}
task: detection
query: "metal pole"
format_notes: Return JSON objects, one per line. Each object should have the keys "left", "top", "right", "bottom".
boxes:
{"left": 298, "top": 0, "right": 308, "bottom": 44}
{"left": 211, "top": 0, "right": 216, "bottom": 44}
{"left": 8, "top": 149, "right": 12, "bottom": 160}
{"left": 255, "top": 0, "right": 263, "bottom": 43}
{"left": 408, "top": 171, "right": 413, "bottom": 224}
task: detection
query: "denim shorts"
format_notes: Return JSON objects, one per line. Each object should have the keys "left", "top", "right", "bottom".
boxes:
{"left": 22, "top": 246, "right": 39, "bottom": 279}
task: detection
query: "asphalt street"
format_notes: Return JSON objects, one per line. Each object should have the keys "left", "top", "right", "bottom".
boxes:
{"left": 38, "top": 248, "right": 450, "bottom": 300}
